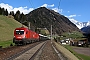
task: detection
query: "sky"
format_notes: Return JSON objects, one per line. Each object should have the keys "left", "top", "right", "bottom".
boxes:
{"left": 0, "top": 0, "right": 90, "bottom": 22}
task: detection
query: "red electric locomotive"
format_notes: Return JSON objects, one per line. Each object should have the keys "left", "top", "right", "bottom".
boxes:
{"left": 13, "top": 27, "right": 39, "bottom": 45}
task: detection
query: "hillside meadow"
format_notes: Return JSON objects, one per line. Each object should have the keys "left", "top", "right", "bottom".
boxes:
{"left": 0, "top": 15, "right": 26, "bottom": 47}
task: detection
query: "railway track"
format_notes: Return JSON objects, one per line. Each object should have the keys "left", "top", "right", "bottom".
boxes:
{"left": 0, "top": 40, "right": 72, "bottom": 60}
{"left": 5, "top": 41, "right": 47, "bottom": 60}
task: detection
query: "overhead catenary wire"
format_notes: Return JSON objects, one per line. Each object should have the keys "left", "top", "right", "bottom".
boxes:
{"left": 0, "top": 0, "right": 11, "bottom": 10}
{"left": 28, "top": 0, "right": 35, "bottom": 9}
{"left": 58, "top": 0, "right": 61, "bottom": 9}
{"left": 58, "top": 0, "right": 62, "bottom": 13}
{"left": 28, "top": 0, "right": 35, "bottom": 29}
{"left": 0, "top": 0, "right": 35, "bottom": 11}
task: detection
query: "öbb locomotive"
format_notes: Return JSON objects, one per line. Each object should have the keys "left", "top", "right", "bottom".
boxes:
{"left": 13, "top": 27, "right": 40, "bottom": 45}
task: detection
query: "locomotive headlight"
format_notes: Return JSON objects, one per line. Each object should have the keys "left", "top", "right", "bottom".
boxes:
{"left": 23, "top": 35, "right": 26, "bottom": 38}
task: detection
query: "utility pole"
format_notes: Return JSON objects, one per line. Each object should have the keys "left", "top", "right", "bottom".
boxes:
{"left": 28, "top": 22, "right": 30, "bottom": 29}
{"left": 51, "top": 25, "right": 52, "bottom": 43}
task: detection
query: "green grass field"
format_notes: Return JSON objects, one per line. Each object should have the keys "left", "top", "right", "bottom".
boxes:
{"left": 0, "top": 40, "right": 15, "bottom": 48}
{"left": 0, "top": 15, "right": 26, "bottom": 48}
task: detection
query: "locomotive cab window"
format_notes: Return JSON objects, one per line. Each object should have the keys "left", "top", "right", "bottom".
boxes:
{"left": 16, "top": 30, "right": 24, "bottom": 35}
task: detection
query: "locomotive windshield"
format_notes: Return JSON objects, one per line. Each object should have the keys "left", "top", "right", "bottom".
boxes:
{"left": 16, "top": 30, "right": 24, "bottom": 35}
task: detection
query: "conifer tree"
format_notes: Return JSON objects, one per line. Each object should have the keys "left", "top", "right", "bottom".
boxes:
{"left": 5, "top": 9, "right": 8, "bottom": 16}
{"left": 1, "top": 8, "right": 5, "bottom": 15}
{"left": 14, "top": 10, "right": 20, "bottom": 21}
{"left": 0, "top": 7, "right": 2, "bottom": 15}
{"left": 9, "top": 11, "right": 14, "bottom": 16}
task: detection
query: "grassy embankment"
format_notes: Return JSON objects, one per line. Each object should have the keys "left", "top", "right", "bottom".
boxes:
{"left": 54, "top": 42, "right": 79, "bottom": 60}
{"left": 0, "top": 15, "right": 25, "bottom": 48}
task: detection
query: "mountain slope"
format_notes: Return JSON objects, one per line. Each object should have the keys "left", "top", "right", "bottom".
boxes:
{"left": 0, "top": 15, "right": 26, "bottom": 41}
{"left": 26, "top": 7, "right": 81, "bottom": 35}
{"left": 69, "top": 18, "right": 90, "bottom": 38}
{"left": 81, "top": 26, "right": 90, "bottom": 34}
{"left": 70, "top": 19, "right": 90, "bottom": 29}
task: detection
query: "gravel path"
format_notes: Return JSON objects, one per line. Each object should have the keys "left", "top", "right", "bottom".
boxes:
{"left": 39, "top": 40, "right": 60, "bottom": 60}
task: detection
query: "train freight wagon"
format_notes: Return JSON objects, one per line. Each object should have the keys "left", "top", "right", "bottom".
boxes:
{"left": 13, "top": 27, "right": 39, "bottom": 45}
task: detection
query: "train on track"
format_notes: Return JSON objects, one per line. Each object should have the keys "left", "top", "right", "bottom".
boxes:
{"left": 13, "top": 26, "right": 50, "bottom": 45}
